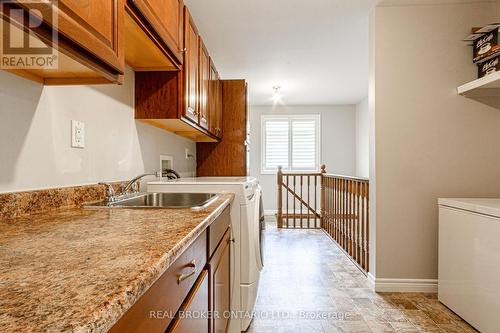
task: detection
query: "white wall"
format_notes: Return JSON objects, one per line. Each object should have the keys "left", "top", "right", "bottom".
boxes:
{"left": 371, "top": 1, "right": 500, "bottom": 280}
{"left": 0, "top": 68, "right": 196, "bottom": 193}
{"left": 355, "top": 97, "right": 369, "bottom": 178}
{"left": 249, "top": 105, "right": 357, "bottom": 211}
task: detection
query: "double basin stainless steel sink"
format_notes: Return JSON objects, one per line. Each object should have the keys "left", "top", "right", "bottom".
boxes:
{"left": 85, "top": 192, "right": 218, "bottom": 209}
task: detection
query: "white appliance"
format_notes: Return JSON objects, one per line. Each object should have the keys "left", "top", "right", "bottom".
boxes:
{"left": 438, "top": 198, "right": 500, "bottom": 333}
{"left": 148, "top": 177, "right": 264, "bottom": 332}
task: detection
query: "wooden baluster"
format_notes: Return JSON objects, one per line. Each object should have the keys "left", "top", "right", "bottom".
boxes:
{"left": 366, "top": 182, "right": 370, "bottom": 272}
{"left": 286, "top": 175, "right": 289, "bottom": 228}
{"left": 316, "top": 174, "right": 319, "bottom": 229}
{"left": 329, "top": 177, "right": 333, "bottom": 238}
{"left": 307, "top": 175, "right": 311, "bottom": 228}
{"left": 328, "top": 178, "right": 333, "bottom": 232}
{"left": 338, "top": 178, "right": 342, "bottom": 246}
{"left": 349, "top": 180, "right": 356, "bottom": 258}
{"left": 355, "top": 181, "right": 360, "bottom": 265}
{"left": 277, "top": 167, "right": 283, "bottom": 229}
{"left": 319, "top": 165, "right": 326, "bottom": 229}
{"left": 339, "top": 179, "right": 344, "bottom": 248}
{"left": 352, "top": 181, "right": 359, "bottom": 264}
{"left": 348, "top": 180, "right": 352, "bottom": 254}
{"left": 360, "top": 183, "right": 366, "bottom": 270}
{"left": 344, "top": 180, "right": 348, "bottom": 252}
{"left": 323, "top": 176, "right": 327, "bottom": 232}
{"left": 334, "top": 178, "right": 337, "bottom": 241}
{"left": 345, "top": 179, "right": 348, "bottom": 253}
{"left": 293, "top": 175, "right": 296, "bottom": 228}
{"left": 330, "top": 177, "right": 334, "bottom": 235}
{"left": 299, "top": 175, "right": 304, "bottom": 229}
{"left": 348, "top": 180, "right": 352, "bottom": 256}
{"left": 336, "top": 179, "right": 340, "bottom": 244}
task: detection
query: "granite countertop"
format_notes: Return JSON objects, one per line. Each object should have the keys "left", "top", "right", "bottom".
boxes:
{"left": 0, "top": 193, "right": 233, "bottom": 333}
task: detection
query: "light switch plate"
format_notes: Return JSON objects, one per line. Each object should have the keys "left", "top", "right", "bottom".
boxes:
{"left": 71, "top": 120, "right": 85, "bottom": 148}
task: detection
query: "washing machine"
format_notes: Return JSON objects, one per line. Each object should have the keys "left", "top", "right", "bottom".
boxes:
{"left": 148, "top": 177, "right": 264, "bottom": 332}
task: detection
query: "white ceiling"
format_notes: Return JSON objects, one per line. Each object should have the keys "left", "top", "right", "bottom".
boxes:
{"left": 184, "top": 0, "right": 375, "bottom": 106}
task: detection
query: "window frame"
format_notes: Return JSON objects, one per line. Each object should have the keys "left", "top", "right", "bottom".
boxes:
{"left": 261, "top": 114, "right": 321, "bottom": 175}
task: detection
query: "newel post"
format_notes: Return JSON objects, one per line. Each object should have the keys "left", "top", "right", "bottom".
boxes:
{"left": 320, "top": 164, "right": 326, "bottom": 228}
{"left": 277, "top": 166, "right": 283, "bottom": 228}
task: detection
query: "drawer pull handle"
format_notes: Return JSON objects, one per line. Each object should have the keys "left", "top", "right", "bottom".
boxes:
{"left": 177, "top": 260, "right": 196, "bottom": 284}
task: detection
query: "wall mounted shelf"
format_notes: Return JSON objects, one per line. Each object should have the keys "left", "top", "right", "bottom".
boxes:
{"left": 457, "top": 71, "right": 500, "bottom": 98}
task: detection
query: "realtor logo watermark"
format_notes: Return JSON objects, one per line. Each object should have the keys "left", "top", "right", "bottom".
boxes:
{"left": 1, "top": 0, "right": 58, "bottom": 69}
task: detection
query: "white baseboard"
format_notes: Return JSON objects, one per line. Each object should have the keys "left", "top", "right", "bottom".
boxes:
{"left": 368, "top": 272, "right": 376, "bottom": 289}
{"left": 369, "top": 275, "right": 438, "bottom": 293}
{"left": 264, "top": 209, "right": 277, "bottom": 215}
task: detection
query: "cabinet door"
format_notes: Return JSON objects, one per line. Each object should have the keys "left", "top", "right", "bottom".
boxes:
{"left": 11, "top": 0, "right": 124, "bottom": 75}
{"left": 208, "top": 59, "right": 222, "bottom": 138}
{"left": 215, "top": 75, "right": 223, "bottom": 139}
{"left": 183, "top": 7, "right": 199, "bottom": 124}
{"left": 210, "top": 230, "right": 231, "bottom": 333}
{"left": 130, "top": 0, "right": 184, "bottom": 63}
{"left": 169, "top": 270, "right": 209, "bottom": 333}
{"left": 199, "top": 38, "right": 210, "bottom": 130}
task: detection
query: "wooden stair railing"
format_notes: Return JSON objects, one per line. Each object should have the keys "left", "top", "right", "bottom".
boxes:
{"left": 276, "top": 166, "right": 370, "bottom": 273}
{"left": 322, "top": 173, "right": 369, "bottom": 273}
{"left": 277, "top": 165, "right": 326, "bottom": 229}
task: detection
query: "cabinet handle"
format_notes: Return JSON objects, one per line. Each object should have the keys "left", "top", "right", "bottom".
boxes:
{"left": 188, "top": 107, "right": 198, "bottom": 116}
{"left": 177, "top": 260, "right": 196, "bottom": 284}
{"left": 181, "top": 47, "right": 187, "bottom": 53}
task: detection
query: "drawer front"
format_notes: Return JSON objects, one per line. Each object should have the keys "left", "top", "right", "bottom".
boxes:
{"left": 210, "top": 230, "right": 231, "bottom": 333}
{"left": 109, "top": 230, "right": 207, "bottom": 333}
{"left": 168, "top": 269, "right": 210, "bottom": 333}
{"left": 208, "top": 207, "right": 231, "bottom": 258}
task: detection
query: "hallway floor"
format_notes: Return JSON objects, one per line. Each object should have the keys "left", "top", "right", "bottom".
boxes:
{"left": 247, "top": 217, "right": 477, "bottom": 333}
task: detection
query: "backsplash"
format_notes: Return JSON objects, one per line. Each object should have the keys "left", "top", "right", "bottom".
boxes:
{"left": 0, "top": 68, "right": 196, "bottom": 194}
{"left": 0, "top": 183, "right": 125, "bottom": 220}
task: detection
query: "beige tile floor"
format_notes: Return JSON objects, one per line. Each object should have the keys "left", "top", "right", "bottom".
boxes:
{"left": 247, "top": 217, "right": 477, "bottom": 333}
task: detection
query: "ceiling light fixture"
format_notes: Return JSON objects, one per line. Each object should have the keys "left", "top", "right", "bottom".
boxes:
{"left": 272, "top": 86, "right": 282, "bottom": 104}
{"left": 272, "top": 86, "right": 281, "bottom": 95}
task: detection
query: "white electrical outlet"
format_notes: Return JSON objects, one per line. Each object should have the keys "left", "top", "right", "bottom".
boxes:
{"left": 71, "top": 120, "right": 85, "bottom": 148}
{"left": 185, "top": 148, "right": 191, "bottom": 159}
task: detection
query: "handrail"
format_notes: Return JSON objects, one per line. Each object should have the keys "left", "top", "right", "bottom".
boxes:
{"left": 323, "top": 173, "right": 369, "bottom": 182}
{"left": 322, "top": 174, "right": 369, "bottom": 273}
{"left": 276, "top": 165, "right": 370, "bottom": 273}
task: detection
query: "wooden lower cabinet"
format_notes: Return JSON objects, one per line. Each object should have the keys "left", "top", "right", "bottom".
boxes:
{"left": 109, "top": 231, "right": 207, "bottom": 333}
{"left": 168, "top": 270, "right": 210, "bottom": 333}
{"left": 210, "top": 230, "right": 231, "bottom": 333}
{"left": 109, "top": 208, "right": 231, "bottom": 333}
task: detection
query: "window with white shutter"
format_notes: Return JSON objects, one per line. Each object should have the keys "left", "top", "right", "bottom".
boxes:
{"left": 261, "top": 115, "right": 320, "bottom": 173}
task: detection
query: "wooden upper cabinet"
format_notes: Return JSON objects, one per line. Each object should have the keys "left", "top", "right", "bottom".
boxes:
{"left": 209, "top": 59, "right": 223, "bottom": 139}
{"left": 1, "top": 0, "right": 124, "bottom": 84}
{"left": 197, "top": 80, "right": 249, "bottom": 177}
{"left": 198, "top": 38, "right": 210, "bottom": 130}
{"left": 56, "top": 0, "right": 124, "bottom": 72}
{"left": 128, "top": 0, "right": 184, "bottom": 64}
{"left": 183, "top": 7, "right": 199, "bottom": 124}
